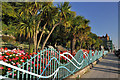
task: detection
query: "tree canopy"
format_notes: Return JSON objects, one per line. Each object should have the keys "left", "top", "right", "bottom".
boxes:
{"left": 2, "top": 2, "right": 104, "bottom": 53}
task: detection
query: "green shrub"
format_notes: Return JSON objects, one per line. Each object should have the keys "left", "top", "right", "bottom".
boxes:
{"left": 2, "top": 35, "right": 15, "bottom": 43}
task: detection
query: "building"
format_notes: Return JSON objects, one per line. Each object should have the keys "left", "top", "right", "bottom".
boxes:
{"left": 98, "top": 34, "right": 114, "bottom": 52}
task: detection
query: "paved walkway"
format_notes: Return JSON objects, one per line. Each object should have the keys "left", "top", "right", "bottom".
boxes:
{"left": 81, "top": 52, "right": 120, "bottom": 79}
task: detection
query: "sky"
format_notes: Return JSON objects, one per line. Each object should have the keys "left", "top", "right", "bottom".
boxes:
{"left": 54, "top": 2, "right": 118, "bottom": 49}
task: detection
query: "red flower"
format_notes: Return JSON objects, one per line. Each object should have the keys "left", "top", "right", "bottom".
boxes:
{"left": 63, "top": 51, "right": 67, "bottom": 53}
{"left": 6, "top": 52, "right": 10, "bottom": 56}
{"left": 24, "top": 57, "right": 27, "bottom": 59}
{"left": 35, "top": 64, "right": 37, "bottom": 67}
{"left": 15, "top": 57, "right": 19, "bottom": 60}
{"left": 26, "top": 52, "right": 29, "bottom": 54}
{"left": 21, "top": 55, "right": 24, "bottom": 57}
{"left": 0, "top": 67, "right": 4, "bottom": 69}
{"left": 62, "top": 56, "right": 65, "bottom": 60}
{"left": 9, "top": 59, "right": 12, "bottom": 61}
{"left": 3, "top": 58, "right": 7, "bottom": 61}
{"left": 1, "top": 47, "right": 3, "bottom": 49}
{"left": 28, "top": 56, "right": 30, "bottom": 59}
{"left": 83, "top": 50, "right": 85, "bottom": 53}
{"left": 32, "top": 61, "right": 34, "bottom": 64}
{"left": 16, "top": 62, "right": 19, "bottom": 65}
{"left": 8, "top": 68, "right": 11, "bottom": 70}
{"left": 87, "top": 50, "right": 89, "bottom": 54}
{"left": 22, "top": 60, "right": 25, "bottom": 62}
{"left": 12, "top": 58, "right": 15, "bottom": 60}
{"left": 33, "top": 52, "right": 37, "bottom": 55}
{"left": 30, "top": 53, "right": 33, "bottom": 55}
{"left": 41, "top": 69, "right": 43, "bottom": 72}
{"left": 46, "top": 53, "right": 48, "bottom": 56}
{"left": 38, "top": 50, "right": 40, "bottom": 52}
{"left": 83, "top": 54, "right": 85, "bottom": 59}
{"left": 21, "top": 57, "right": 24, "bottom": 59}
{"left": 0, "top": 55, "right": 4, "bottom": 60}
{"left": 10, "top": 52, "right": 13, "bottom": 55}
{"left": 25, "top": 54, "right": 28, "bottom": 56}
{"left": 92, "top": 53, "right": 94, "bottom": 56}
{"left": 60, "top": 52, "right": 63, "bottom": 54}
{"left": 4, "top": 47, "right": 8, "bottom": 50}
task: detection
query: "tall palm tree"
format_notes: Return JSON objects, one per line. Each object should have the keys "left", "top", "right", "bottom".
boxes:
{"left": 41, "top": 2, "right": 75, "bottom": 50}
{"left": 17, "top": 2, "right": 53, "bottom": 53}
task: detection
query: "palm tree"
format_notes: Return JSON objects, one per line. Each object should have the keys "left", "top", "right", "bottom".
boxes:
{"left": 17, "top": 2, "right": 53, "bottom": 53}
{"left": 65, "top": 15, "right": 91, "bottom": 51}
{"left": 41, "top": 2, "right": 75, "bottom": 50}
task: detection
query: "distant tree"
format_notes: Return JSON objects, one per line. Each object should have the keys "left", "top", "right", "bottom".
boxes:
{"left": 88, "top": 32, "right": 103, "bottom": 50}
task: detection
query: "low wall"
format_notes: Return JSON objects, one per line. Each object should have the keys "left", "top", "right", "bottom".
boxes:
{"left": 64, "top": 54, "right": 108, "bottom": 80}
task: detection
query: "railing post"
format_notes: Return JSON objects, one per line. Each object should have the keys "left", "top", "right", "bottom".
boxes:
{"left": 43, "top": 50, "right": 44, "bottom": 78}
{"left": 26, "top": 59, "right": 28, "bottom": 80}
{"left": 17, "top": 65, "right": 20, "bottom": 80}
{"left": 22, "top": 63, "right": 24, "bottom": 80}
{"left": 34, "top": 55, "right": 35, "bottom": 80}
{"left": 48, "top": 48, "right": 49, "bottom": 76}
{"left": 7, "top": 72, "right": 9, "bottom": 78}
{"left": 12, "top": 68, "right": 14, "bottom": 78}
{"left": 37, "top": 54, "right": 39, "bottom": 80}
{"left": 58, "top": 51, "right": 60, "bottom": 80}
{"left": 50, "top": 49, "right": 51, "bottom": 78}
{"left": 54, "top": 49, "right": 55, "bottom": 78}
{"left": 45, "top": 48, "right": 47, "bottom": 77}
{"left": 40, "top": 51, "right": 42, "bottom": 75}
{"left": 30, "top": 58, "right": 32, "bottom": 80}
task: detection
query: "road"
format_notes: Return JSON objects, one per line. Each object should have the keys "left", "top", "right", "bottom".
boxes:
{"left": 81, "top": 52, "right": 119, "bottom": 79}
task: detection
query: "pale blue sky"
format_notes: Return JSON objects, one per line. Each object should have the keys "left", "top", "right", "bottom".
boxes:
{"left": 69, "top": 2, "right": 118, "bottom": 49}
{"left": 54, "top": 2, "right": 118, "bottom": 49}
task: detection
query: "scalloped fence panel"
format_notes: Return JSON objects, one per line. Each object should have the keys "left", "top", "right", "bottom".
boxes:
{"left": 0, "top": 48, "right": 108, "bottom": 80}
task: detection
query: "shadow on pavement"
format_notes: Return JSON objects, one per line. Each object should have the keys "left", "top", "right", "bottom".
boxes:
{"left": 92, "top": 67, "right": 120, "bottom": 74}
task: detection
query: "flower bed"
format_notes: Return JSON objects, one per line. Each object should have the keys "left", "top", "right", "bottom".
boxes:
{"left": 0, "top": 47, "right": 35, "bottom": 76}
{"left": 0, "top": 47, "right": 93, "bottom": 77}
{"left": 0, "top": 47, "right": 59, "bottom": 76}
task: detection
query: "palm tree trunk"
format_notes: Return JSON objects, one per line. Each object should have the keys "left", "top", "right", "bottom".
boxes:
{"left": 33, "top": 27, "right": 36, "bottom": 53}
{"left": 33, "top": 18, "right": 37, "bottom": 53}
{"left": 79, "top": 40, "right": 83, "bottom": 49}
{"left": 37, "top": 22, "right": 47, "bottom": 50}
{"left": 29, "top": 37, "right": 31, "bottom": 53}
{"left": 42, "top": 23, "right": 60, "bottom": 50}
{"left": 70, "top": 37, "right": 73, "bottom": 54}
{"left": 35, "top": 21, "right": 41, "bottom": 52}
{"left": 72, "top": 37, "right": 76, "bottom": 51}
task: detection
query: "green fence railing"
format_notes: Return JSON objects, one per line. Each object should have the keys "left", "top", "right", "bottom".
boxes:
{"left": 0, "top": 48, "right": 108, "bottom": 80}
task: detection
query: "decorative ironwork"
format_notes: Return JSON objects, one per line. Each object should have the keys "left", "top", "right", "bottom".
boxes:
{"left": 0, "top": 48, "right": 108, "bottom": 80}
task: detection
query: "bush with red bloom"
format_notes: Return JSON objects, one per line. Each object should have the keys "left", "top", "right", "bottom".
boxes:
{"left": 27, "top": 56, "right": 31, "bottom": 59}
{"left": 16, "top": 62, "right": 19, "bottom": 65}
{"left": 6, "top": 52, "right": 10, "bottom": 56}
{"left": 21, "top": 57, "right": 24, "bottom": 60}
{"left": 0, "top": 67, "right": 4, "bottom": 69}
{"left": 1, "top": 47, "right": 3, "bottom": 49}
{"left": 22, "top": 60, "right": 25, "bottom": 62}
{"left": 9, "top": 59, "right": 12, "bottom": 61}
{"left": 8, "top": 68, "right": 11, "bottom": 70}
{"left": 4, "top": 47, "right": 8, "bottom": 50}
